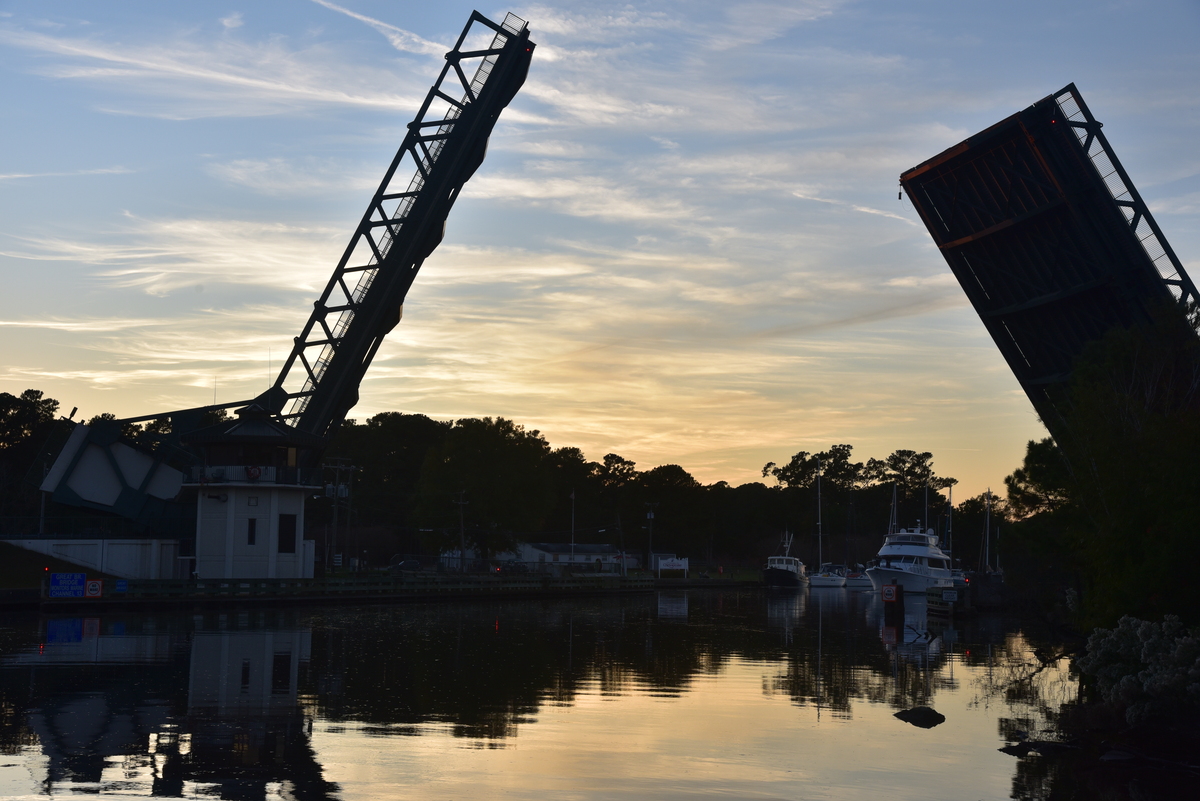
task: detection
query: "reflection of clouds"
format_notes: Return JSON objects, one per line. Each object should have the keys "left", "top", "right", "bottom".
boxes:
{"left": 0, "top": 595, "right": 1075, "bottom": 799}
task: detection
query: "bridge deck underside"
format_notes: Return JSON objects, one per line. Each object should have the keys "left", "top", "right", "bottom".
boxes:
{"left": 901, "top": 85, "right": 1197, "bottom": 437}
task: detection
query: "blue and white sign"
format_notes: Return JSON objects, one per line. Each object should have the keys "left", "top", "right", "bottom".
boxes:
{"left": 46, "top": 618, "right": 83, "bottom": 643}
{"left": 115, "top": 579, "right": 128, "bottom": 593}
{"left": 48, "top": 573, "right": 86, "bottom": 598}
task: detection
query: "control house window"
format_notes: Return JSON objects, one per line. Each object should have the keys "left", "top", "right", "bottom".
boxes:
{"left": 278, "top": 513, "right": 297, "bottom": 554}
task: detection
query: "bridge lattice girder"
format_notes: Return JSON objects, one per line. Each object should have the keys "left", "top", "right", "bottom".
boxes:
{"left": 271, "top": 12, "right": 535, "bottom": 449}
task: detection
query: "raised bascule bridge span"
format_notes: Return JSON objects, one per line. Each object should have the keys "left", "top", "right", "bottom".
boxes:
{"left": 18, "top": 12, "right": 535, "bottom": 579}
{"left": 900, "top": 83, "right": 1199, "bottom": 448}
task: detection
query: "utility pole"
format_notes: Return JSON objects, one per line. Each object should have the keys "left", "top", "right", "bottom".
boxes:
{"left": 39, "top": 464, "right": 48, "bottom": 536}
{"left": 330, "top": 491, "right": 338, "bottom": 571}
{"left": 617, "top": 511, "right": 626, "bottom": 577}
{"left": 324, "top": 459, "right": 357, "bottom": 573}
{"left": 570, "top": 489, "right": 575, "bottom": 559}
{"left": 645, "top": 502, "right": 658, "bottom": 574}
{"left": 453, "top": 490, "right": 468, "bottom": 572}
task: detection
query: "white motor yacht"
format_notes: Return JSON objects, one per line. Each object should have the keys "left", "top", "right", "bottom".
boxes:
{"left": 866, "top": 528, "right": 952, "bottom": 593}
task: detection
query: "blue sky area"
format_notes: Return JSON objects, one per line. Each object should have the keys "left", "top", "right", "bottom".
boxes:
{"left": 1, "top": 0, "right": 1197, "bottom": 496}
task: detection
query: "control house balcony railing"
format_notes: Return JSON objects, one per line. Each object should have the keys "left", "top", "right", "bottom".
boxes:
{"left": 185, "top": 466, "right": 323, "bottom": 487}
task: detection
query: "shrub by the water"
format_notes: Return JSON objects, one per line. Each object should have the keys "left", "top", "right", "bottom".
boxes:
{"left": 1076, "top": 615, "right": 1200, "bottom": 724}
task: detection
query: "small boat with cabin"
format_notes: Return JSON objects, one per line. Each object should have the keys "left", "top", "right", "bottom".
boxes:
{"left": 763, "top": 531, "right": 806, "bottom": 588}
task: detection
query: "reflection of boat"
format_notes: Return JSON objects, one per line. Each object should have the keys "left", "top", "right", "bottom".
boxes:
{"left": 866, "top": 528, "right": 953, "bottom": 593}
{"left": 810, "top": 563, "right": 846, "bottom": 588}
{"left": 763, "top": 531, "right": 806, "bottom": 587}
{"left": 844, "top": 564, "right": 873, "bottom": 589}
{"left": 766, "top": 589, "right": 805, "bottom": 645}
{"left": 878, "top": 594, "right": 952, "bottom": 663}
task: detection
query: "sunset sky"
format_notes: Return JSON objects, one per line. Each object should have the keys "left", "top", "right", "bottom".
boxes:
{"left": 1, "top": 0, "right": 1197, "bottom": 498}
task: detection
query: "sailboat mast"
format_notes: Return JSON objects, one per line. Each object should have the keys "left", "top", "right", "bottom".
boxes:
{"left": 845, "top": 486, "right": 853, "bottom": 566}
{"left": 816, "top": 457, "right": 823, "bottom": 566}
{"left": 983, "top": 489, "right": 991, "bottom": 571}
{"left": 923, "top": 480, "right": 928, "bottom": 534}
{"left": 947, "top": 486, "right": 954, "bottom": 556}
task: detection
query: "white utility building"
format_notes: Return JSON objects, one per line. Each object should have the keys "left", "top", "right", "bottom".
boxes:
{"left": 181, "top": 405, "right": 321, "bottom": 579}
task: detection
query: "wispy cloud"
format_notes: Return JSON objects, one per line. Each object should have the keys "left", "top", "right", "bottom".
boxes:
{"left": 0, "top": 26, "right": 424, "bottom": 117}
{"left": 5, "top": 0, "right": 1144, "bottom": 494}
{"left": 0, "top": 166, "right": 131, "bottom": 181}
{"left": 309, "top": 0, "right": 447, "bottom": 56}
{"left": 0, "top": 317, "right": 160, "bottom": 332}
{"left": 793, "top": 190, "right": 918, "bottom": 225}
{"left": 2, "top": 216, "right": 344, "bottom": 295}
{"left": 206, "top": 157, "right": 380, "bottom": 196}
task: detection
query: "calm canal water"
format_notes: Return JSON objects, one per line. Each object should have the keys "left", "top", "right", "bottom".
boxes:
{"left": 0, "top": 589, "right": 1078, "bottom": 800}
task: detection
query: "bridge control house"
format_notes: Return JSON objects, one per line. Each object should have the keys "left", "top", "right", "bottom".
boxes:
{"left": 181, "top": 405, "right": 321, "bottom": 579}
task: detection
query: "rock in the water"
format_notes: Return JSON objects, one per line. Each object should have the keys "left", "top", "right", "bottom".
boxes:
{"left": 894, "top": 706, "right": 946, "bottom": 728}
{"left": 1028, "top": 740, "right": 1078, "bottom": 756}
{"left": 999, "top": 740, "right": 1079, "bottom": 758}
{"left": 1099, "top": 749, "right": 1137, "bottom": 762}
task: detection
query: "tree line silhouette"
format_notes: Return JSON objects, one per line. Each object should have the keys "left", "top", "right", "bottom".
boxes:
{"left": 0, "top": 387, "right": 1004, "bottom": 569}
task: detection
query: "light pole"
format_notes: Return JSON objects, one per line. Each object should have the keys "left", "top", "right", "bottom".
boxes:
{"left": 324, "top": 459, "right": 357, "bottom": 572}
{"left": 645, "top": 502, "right": 658, "bottom": 575}
{"left": 453, "top": 490, "right": 468, "bottom": 572}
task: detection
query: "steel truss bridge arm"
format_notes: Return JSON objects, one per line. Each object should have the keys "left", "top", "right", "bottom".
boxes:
{"left": 264, "top": 11, "right": 534, "bottom": 442}
{"left": 34, "top": 11, "right": 535, "bottom": 525}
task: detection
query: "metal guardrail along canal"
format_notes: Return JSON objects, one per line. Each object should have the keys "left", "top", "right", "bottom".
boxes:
{"left": 40, "top": 572, "right": 656, "bottom": 604}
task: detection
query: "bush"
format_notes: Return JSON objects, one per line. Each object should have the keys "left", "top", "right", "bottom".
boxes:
{"left": 1076, "top": 615, "right": 1200, "bottom": 724}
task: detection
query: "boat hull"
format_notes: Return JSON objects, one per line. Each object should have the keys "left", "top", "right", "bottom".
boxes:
{"left": 809, "top": 574, "right": 846, "bottom": 588}
{"left": 763, "top": 567, "right": 803, "bottom": 588}
{"left": 866, "top": 566, "right": 949, "bottom": 594}
{"left": 844, "top": 575, "right": 873, "bottom": 589}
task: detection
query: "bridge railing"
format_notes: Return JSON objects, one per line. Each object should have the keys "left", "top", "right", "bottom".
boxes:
{"left": 185, "top": 465, "right": 322, "bottom": 486}
{"left": 1055, "top": 86, "right": 1198, "bottom": 306}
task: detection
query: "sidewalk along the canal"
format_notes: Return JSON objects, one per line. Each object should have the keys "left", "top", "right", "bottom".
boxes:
{"left": 8, "top": 573, "right": 763, "bottom": 609}
{"left": 0, "top": 541, "right": 763, "bottom": 609}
